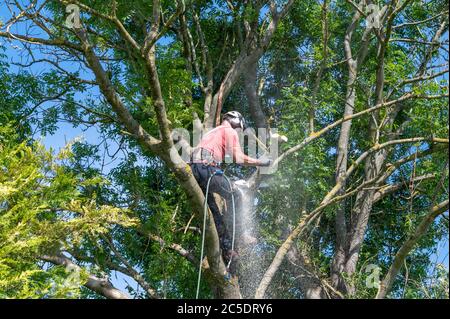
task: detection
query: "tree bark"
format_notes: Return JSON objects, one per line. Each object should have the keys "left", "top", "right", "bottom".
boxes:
{"left": 244, "top": 61, "right": 267, "bottom": 129}
{"left": 376, "top": 199, "right": 449, "bottom": 298}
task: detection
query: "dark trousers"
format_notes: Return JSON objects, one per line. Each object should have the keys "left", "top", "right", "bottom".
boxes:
{"left": 190, "top": 163, "right": 235, "bottom": 262}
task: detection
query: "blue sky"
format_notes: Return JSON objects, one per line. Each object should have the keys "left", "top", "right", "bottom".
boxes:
{"left": 1, "top": 1, "right": 448, "bottom": 297}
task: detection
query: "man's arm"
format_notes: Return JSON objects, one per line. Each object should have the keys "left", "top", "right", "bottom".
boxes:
{"left": 225, "top": 128, "right": 267, "bottom": 166}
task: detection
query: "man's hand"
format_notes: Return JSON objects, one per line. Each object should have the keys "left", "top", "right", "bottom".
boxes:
{"left": 258, "top": 157, "right": 272, "bottom": 167}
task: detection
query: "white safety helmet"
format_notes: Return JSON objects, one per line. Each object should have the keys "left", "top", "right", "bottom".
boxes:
{"left": 223, "top": 111, "right": 246, "bottom": 130}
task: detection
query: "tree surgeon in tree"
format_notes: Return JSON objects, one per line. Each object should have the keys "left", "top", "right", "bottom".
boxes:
{"left": 190, "top": 111, "right": 271, "bottom": 273}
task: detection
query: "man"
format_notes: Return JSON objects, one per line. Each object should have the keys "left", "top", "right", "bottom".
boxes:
{"left": 190, "top": 111, "right": 270, "bottom": 271}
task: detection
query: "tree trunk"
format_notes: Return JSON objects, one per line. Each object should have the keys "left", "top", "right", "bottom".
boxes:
{"left": 287, "top": 246, "right": 328, "bottom": 299}
{"left": 330, "top": 4, "right": 377, "bottom": 294}
{"left": 330, "top": 58, "right": 357, "bottom": 293}
{"left": 330, "top": 18, "right": 364, "bottom": 293}
{"left": 244, "top": 61, "right": 267, "bottom": 129}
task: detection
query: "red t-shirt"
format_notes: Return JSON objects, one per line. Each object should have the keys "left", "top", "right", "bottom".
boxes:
{"left": 195, "top": 121, "right": 260, "bottom": 165}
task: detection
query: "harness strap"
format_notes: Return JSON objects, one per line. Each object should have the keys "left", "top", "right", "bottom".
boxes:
{"left": 191, "top": 148, "right": 221, "bottom": 167}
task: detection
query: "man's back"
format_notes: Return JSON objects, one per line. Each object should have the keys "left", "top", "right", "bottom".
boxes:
{"left": 196, "top": 122, "right": 235, "bottom": 163}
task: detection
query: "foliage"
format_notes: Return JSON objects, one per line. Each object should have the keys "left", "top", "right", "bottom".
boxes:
{"left": 0, "top": 0, "right": 448, "bottom": 299}
{"left": 0, "top": 125, "right": 136, "bottom": 298}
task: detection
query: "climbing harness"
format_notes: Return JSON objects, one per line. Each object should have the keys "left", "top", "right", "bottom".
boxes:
{"left": 196, "top": 169, "right": 236, "bottom": 299}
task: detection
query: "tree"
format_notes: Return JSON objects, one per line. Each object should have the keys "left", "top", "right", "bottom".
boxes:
{"left": 0, "top": 125, "right": 136, "bottom": 298}
{"left": 0, "top": 0, "right": 448, "bottom": 299}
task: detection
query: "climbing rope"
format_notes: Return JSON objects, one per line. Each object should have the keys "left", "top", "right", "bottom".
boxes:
{"left": 196, "top": 169, "right": 236, "bottom": 299}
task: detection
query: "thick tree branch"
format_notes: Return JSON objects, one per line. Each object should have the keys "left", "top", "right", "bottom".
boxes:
{"left": 74, "top": 28, "right": 161, "bottom": 151}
